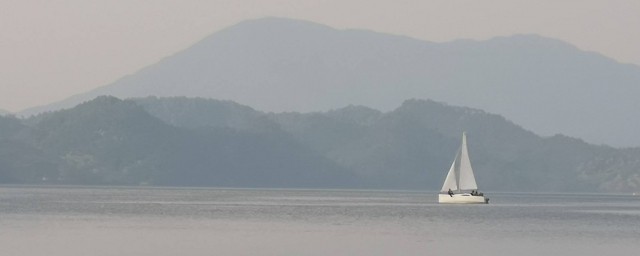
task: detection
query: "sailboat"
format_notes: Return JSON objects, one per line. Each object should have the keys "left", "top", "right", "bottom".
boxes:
{"left": 439, "top": 132, "right": 489, "bottom": 204}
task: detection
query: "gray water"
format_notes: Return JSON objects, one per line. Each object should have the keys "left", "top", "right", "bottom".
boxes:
{"left": 1, "top": 186, "right": 639, "bottom": 255}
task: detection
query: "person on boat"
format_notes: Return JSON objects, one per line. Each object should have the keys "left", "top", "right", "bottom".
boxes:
{"left": 448, "top": 188, "right": 454, "bottom": 197}
{"left": 471, "top": 190, "right": 476, "bottom": 196}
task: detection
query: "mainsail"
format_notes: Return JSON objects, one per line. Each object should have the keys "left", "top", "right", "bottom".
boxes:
{"left": 440, "top": 132, "right": 478, "bottom": 192}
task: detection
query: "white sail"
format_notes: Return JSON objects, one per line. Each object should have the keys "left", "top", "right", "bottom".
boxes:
{"left": 440, "top": 152, "right": 459, "bottom": 192}
{"left": 457, "top": 133, "right": 478, "bottom": 191}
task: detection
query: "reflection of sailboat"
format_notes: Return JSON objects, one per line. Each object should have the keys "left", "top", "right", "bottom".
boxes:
{"left": 439, "top": 132, "right": 489, "bottom": 204}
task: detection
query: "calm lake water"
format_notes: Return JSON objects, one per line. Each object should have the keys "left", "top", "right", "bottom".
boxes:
{"left": 1, "top": 186, "right": 639, "bottom": 256}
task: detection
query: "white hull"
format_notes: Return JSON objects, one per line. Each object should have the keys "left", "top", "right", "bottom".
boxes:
{"left": 438, "top": 193, "right": 488, "bottom": 204}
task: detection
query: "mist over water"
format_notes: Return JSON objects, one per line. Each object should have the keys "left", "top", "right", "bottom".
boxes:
{"left": 2, "top": 186, "right": 639, "bottom": 256}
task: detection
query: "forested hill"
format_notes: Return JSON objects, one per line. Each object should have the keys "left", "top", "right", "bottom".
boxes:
{"left": 2, "top": 96, "right": 353, "bottom": 187}
{"left": 2, "top": 96, "right": 639, "bottom": 192}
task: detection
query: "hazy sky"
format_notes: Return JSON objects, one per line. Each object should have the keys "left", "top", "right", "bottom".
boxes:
{"left": 2, "top": 0, "right": 639, "bottom": 112}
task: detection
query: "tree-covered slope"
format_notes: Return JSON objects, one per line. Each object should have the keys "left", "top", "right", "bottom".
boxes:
{"left": 3, "top": 96, "right": 639, "bottom": 192}
{"left": 134, "top": 97, "right": 640, "bottom": 192}
{"left": 1, "top": 96, "right": 353, "bottom": 187}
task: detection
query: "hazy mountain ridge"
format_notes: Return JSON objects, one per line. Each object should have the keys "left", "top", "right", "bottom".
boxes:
{"left": 130, "top": 97, "right": 640, "bottom": 192}
{"left": 1, "top": 96, "right": 354, "bottom": 187}
{"left": 5, "top": 96, "right": 640, "bottom": 191}
{"left": 20, "top": 17, "right": 640, "bottom": 147}
{"left": 133, "top": 96, "right": 281, "bottom": 133}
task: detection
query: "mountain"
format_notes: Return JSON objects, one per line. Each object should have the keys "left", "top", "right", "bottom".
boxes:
{"left": 20, "top": 17, "right": 640, "bottom": 147}
{"left": 0, "top": 114, "right": 55, "bottom": 183}
{"left": 2, "top": 96, "right": 353, "bottom": 187}
{"left": 133, "top": 96, "right": 280, "bottom": 133}
{"left": 4, "top": 96, "right": 640, "bottom": 191}
{"left": 133, "top": 97, "right": 640, "bottom": 192}
{"left": 0, "top": 109, "right": 10, "bottom": 116}
{"left": 269, "top": 99, "right": 639, "bottom": 192}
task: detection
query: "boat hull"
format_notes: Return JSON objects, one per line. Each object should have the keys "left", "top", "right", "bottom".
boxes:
{"left": 438, "top": 193, "right": 488, "bottom": 204}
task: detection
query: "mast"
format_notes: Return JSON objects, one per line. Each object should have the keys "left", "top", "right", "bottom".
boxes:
{"left": 455, "top": 148, "right": 462, "bottom": 193}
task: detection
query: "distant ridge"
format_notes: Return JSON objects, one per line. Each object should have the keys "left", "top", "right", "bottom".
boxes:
{"left": 21, "top": 17, "right": 640, "bottom": 147}
{"left": 6, "top": 96, "right": 640, "bottom": 192}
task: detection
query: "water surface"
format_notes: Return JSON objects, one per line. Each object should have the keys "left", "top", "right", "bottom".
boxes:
{"left": 1, "top": 186, "right": 639, "bottom": 255}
